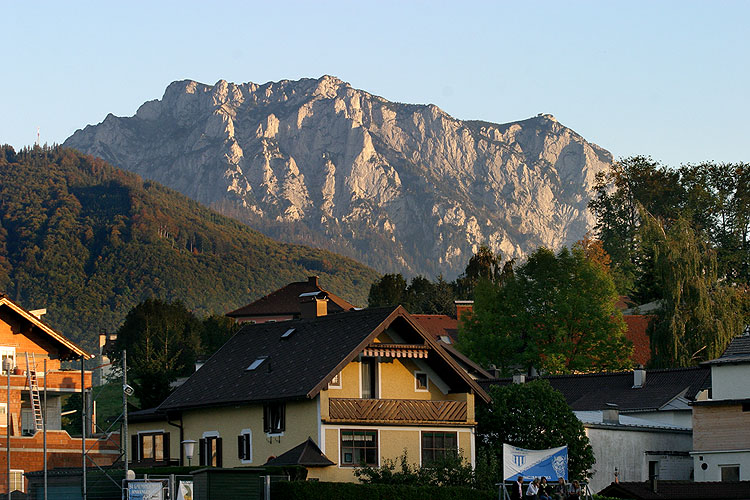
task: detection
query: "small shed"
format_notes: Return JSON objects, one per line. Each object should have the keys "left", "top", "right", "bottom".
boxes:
{"left": 191, "top": 467, "right": 265, "bottom": 500}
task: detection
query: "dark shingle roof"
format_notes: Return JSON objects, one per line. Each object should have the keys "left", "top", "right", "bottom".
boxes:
{"left": 226, "top": 276, "right": 356, "bottom": 318}
{"left": 159, "top": 306, "right": 489, "bottom": 411}
{"left": 599, "top": 480, "right": 750, "bottom": 499}
{"left": 705, "top": 334, "right": 750, "bottom": 365}
{"left": 265, "top": 438, "right": 334, "bottom": 467}
{"left": 479, "top": 367, "right": 710, "bottom": 412}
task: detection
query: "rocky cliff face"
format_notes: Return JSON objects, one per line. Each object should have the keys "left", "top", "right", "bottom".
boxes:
{"left": 64, "top": 76, "right": 612, "bottom": 278}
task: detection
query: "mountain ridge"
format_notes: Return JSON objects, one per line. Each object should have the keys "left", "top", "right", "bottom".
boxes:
{"left": 65, "top": 75, "right": 613, "bottom": 278}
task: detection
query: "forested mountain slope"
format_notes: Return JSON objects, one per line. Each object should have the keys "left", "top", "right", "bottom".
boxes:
{"left": 0, "top": 146, "right": 377, "bottom": 347}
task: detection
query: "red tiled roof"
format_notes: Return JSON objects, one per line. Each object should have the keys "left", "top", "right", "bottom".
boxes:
{"left": 411, "top": 314, "right": 458, "bottom": 343}
{"left": 623, "top": 314, "right": 654, "bottom": 366}
{"left": 226, "top": 276, "right": 356, "bottom": 318}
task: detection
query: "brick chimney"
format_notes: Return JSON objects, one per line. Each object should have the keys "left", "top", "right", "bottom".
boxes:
{"left": 299, "top": 291, "right": 328, "bottom": 319}
{"left": 455, "top": 300, "right": 474, "bottom": 322}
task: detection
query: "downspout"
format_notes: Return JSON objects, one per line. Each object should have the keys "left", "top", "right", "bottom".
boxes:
{"left": 167, "top": 413, "right": 184, "bottom": 466}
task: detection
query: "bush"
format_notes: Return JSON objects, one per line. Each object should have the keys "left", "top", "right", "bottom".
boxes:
{"left": 271, "top": 481, "right": 495, "bottom": 500}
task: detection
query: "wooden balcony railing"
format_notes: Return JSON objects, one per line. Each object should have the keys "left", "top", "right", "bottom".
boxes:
{"left": 328, "top": 398, "right": 468, "bottom": 424}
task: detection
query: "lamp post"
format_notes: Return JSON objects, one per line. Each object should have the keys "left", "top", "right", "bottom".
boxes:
{"left": 4, "top": 356, "right": 12, "bottom": 498}
{"left": 181, "top": 440, "right": 196, "bottom": 467}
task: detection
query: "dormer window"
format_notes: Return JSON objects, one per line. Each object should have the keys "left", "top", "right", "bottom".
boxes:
{"left": 246, "top": 357, "right": 267, "bottom": 371}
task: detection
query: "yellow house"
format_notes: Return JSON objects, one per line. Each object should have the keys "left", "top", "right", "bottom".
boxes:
{"left": 128, "top": 303, "right": 490, "bottom": 481}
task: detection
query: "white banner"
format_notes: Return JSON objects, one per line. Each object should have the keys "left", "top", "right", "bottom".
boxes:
{"left": 127, "top": 480, "right": 165, "bottom": 500}
{"left": 503, "top": 443, "right": 568, "bottom": 481}
{"left": 177, "top": 480, "right": 194, "bottom": 500}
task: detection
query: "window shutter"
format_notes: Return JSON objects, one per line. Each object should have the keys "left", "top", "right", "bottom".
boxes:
{"left": 216, "top": 437, "right": 223, "bottom": 467}
{"left": 238, "top": 435, "right": 245, "bottom": 460}
{"left": 198, "top": 438, "right": 206, "bottom": 466}
{"left": 131, "top": 434, "right": 139, "bottom": 462}
{"left": 163, "top": 432, "right": 170, "bottom": 463}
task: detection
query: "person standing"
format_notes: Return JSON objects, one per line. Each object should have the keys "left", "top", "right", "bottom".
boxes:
{"left": 526, "top": 478, "right": 540, "bottom": 499}
{"left": 539, "top": 477, "right": 552, "bottom": 500}
{"left": 510, "top": 475, "right": 524, "bottom": 500}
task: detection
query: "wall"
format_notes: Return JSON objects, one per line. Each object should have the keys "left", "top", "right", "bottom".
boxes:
{"left": 129, "top": 399, "right": 319, "bottom": 468}
{"left": 317, "top": 424, "right": 474, "bottom": 482}
{"left": 711, "top": 364, "right": 750, "bottom": 400}
{"left": 584, "top": 426, "right": 693, "bottom": 494}
{"left": 628, "top": 410, "right": 693, "bottom": 429}
{"left": 693, "top": 404, "right": 750, "bottom": 452}
{"left": 693, "top": 450, "right": 750, "bottom": 481}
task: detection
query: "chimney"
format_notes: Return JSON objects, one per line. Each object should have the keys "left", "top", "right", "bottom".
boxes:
{"left": 602, "top": 403, "right": 619, "bottom": 424}
{"left": 633, "top": 365, "right": 646, "bottom": 388}
{"left": 308, "top": 276, "right": 319, "bottom": 287}
{"left": 512, "top": 373, "right": 526, "bottom": 384}
{"left": 299, "top": 292, "right": 328, "bottom": 319}
{"left": 455, "top": 300, "right": 474, "bottom": 322}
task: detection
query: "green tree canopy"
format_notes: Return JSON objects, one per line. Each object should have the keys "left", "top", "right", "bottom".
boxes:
{"left": 368, "top": 273, "right": 408, "bottom": 308}
{"left": 458, "top": 246, "right": 632, "bottom": 375}
{"left": 111, "top": 299, "right": 201, "bottom": 409}
{"left": 476, "top": 380, "right": 594, "bottom": 481}
{"left": 642, "top": 215, "right": 748, "bottom": 367}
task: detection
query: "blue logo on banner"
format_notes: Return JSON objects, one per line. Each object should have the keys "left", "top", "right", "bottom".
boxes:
{"left": 513, "top": 454, "right": 525, "bottom": 466}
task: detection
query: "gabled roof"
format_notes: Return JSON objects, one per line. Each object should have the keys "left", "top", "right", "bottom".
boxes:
{"left": 159, "top": 306, "right": 489, "bottom": 411}
{"left": 265, "top": 438, "right": 334, "bottom": 467}
{"left": 479, "top": 367, "right": 709, "bottom": 412}
{"left": 704, "top": 333, "right": 750, "bottom": 365}
{"left": 599, "top": 480, "right": 750, "bottom": 500}
{"left": 226, "top": 276, "right": 356, "bottom": 318}
{"left": 0, "top": 295, "right": 91, "bottom": 359}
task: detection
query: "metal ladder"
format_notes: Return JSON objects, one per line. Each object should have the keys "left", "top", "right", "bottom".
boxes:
{"left": 25, "top": 352, "right": 44, "bottom": 432}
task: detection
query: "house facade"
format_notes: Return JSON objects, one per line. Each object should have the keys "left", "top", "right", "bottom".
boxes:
{"left": 692, "top": 333, "right": 750, "bottom": 482}
{"left": 481, "top": 366, "right": 709, "bottom": 493}
{"left": 128, "top": 304, "right": 488, "bottom": 482}
{"left": 0, "top": 295, "right": 120, "bottom": 495}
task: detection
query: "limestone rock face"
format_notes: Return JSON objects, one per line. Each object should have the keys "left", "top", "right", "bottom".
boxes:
{"left": 65, "top": 76, "right": 612, "bottom": 278}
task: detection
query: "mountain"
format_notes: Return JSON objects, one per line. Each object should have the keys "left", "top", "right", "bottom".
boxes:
{"left": 0, "top": 146, "right": 377, "bottom": 346}
{"left": 64, "top": 76, "right": 613, "bottom": 278}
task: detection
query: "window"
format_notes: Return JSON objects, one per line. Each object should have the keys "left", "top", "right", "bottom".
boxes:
{"left": 0, "top": 403, "right": 6, "bottom": 426}
{"left": 246, "top": 356, "right": 267, "bottom": 371}
{"left": 742, "top": 402, "right": 750, "bottom": 412}
{"left": 415, "top": 372, "right": 429, "bottom": 391}
{"left": 264, "top": 403, "right": 285, "bottom": 434}
{"left": 341, "top": 430, "right": 378, "bottom": 466}
{"left": 361, "top": 357, "right": 377, "bottom": 399}
{"left": 0, "top": 346, "right": 15, "bottom": 374}
{"left": 237, "top": 429, "right": 252, "bottom": 462}
{"left": 135, "top": 432, "right": 170, "bottom": 464}
{"left": 421, "top": 432, "right": 457, "bottom": 464}
{"left": 199, "top": 435, "right": 222, "bottom": 467}
{"left": 9, "top": 470, "right": 24, "bottom": 493}
{"left": 281, "top": 328, "right": 295, "bottom": 338}
{"left": 328, "top": 372, "right": 342, "bottom": 389}
{"left": 720, "top": 465, "right": 740, "bottom": 482}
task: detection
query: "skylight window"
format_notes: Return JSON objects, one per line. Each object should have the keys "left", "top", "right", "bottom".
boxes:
{"left": 246, "top": 356, "right": 268, "bottom": 371}
{"left": 281, "top": 328, "right": 295, "bottom": 339}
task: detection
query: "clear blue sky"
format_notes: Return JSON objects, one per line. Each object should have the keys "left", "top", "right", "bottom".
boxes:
{"left": 2, "top": 0, "right": 748, "bottom": 166}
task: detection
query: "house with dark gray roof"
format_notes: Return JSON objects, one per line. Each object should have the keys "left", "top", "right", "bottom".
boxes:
{"left": 692, "top": 332, "right": 750, "bottom": 482}
{"left": 128, "top": 302, "right": 489, "bottom": 482}
{"left": 481, "top": 366, "right": 710, "bottom": 493}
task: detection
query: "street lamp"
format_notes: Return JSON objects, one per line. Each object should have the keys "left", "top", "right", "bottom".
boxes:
{"left": 182, "top": 440, "right": 197, "bottom": 467}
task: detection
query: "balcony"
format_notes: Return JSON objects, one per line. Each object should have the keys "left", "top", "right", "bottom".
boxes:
{"left": 327, "top": 398, "right": 469, "bottom": 424}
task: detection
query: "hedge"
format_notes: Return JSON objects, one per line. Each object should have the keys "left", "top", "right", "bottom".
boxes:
{"left": 271, "top": 481, "right": 496, "bottom": 500}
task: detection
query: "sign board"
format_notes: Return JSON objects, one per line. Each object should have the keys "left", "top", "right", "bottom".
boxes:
{"left": 503, "top": 443, "right": 568, "bottom": 481}
{"left": 127, "top": 479, "right": 166, "bottom": 500}
{"left": 177, "top": 480, "right": 194, "bottom": 500}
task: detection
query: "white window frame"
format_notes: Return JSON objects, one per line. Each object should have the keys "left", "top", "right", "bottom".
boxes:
{"left": 9, "top": 469, "right": 24, "bottom": 493}
{"left": 328, "top": 371, "right": 342, "bottom": 389}
{"left": 414, "top": 371, "right": 429, "bottom": 392}
{"left": 239, "top": 428, "right": 253, "bottom": 464}
{"left": 0, "top": 346, "right": 15, "bottom": 374}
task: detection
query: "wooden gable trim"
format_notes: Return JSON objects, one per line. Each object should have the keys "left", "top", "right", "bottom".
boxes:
{"left": 0, "top": 297, "right": 91, "bottom": 359}
{"left": 306, "top": 306, "right": 491, "bottom": 403}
